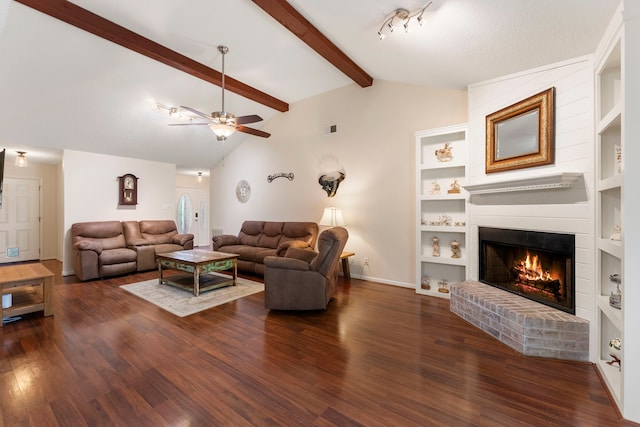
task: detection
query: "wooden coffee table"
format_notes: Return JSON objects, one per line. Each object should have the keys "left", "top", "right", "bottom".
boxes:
{"left": 156, "top": 249, "right": 239, "bottom": 296}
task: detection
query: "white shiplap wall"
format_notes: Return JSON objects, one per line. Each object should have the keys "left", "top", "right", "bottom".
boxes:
{"left": 466, "top": 56, "right": 597, "bottom": 361}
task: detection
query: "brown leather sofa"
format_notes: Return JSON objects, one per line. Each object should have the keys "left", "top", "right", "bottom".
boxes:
{"left": 71, "top": 220, "right": 194, "bottom": 281}
{"left": 212, "top": 220, "right": 319, "bottom": 276}
{"left": 263, "top": 227, "right": 348, "bottom": 310}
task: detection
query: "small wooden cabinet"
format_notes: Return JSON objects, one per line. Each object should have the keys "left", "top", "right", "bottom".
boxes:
{"left": 1, "top": 263, "right": 54, "bottom": 326}
{"left": 118, "top": 173, "right": 138, "bottom": 205}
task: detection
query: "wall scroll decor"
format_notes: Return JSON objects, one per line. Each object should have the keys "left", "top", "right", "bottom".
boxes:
{"left": 267, "top": 172, "right": 294, "bottom": 183}
{"left": 486, "top": 87, "right": 555, "bottom": 173}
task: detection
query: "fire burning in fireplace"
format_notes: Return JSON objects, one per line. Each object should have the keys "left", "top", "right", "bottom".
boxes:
{"left": 479, "top": 227, "right": 575, "bottom": 314}
{"left": 513, "top": 251, "right": 562, "bottom": 298}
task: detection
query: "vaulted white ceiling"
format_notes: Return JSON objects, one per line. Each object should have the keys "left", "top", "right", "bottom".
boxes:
{"left": 0, "top": 0, "right": 619, "bottom": 174}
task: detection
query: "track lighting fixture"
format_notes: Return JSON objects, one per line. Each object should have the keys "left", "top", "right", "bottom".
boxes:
{"left": 377, "top": 2, "right": 432, "bottom": 40}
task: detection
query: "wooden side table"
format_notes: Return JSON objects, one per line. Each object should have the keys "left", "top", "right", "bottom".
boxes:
{"left": 340, "top": 252, "right": 355, "bottom": 280}
{"left": 1, "top": 263, "right": 54, "bottom": 326}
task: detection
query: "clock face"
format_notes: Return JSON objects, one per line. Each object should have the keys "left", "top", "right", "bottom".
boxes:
{"left": 236, "top": 180, "right": 251, "bottom": 203}
{"left": 124, "top": 176, "right": 134, "bottom": 189}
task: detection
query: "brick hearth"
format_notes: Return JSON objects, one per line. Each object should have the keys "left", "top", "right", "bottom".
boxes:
{"left": 450, "top": 281, "right": 589, "bottom": 361}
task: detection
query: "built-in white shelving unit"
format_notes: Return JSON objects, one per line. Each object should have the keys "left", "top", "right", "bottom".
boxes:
{"left": 415, "top": 124, "right": 468, "bottom": 298}
{"left": 594, "top": 13, "right": 625, "bottom": 413}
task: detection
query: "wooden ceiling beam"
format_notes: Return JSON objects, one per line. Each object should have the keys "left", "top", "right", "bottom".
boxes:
{"left": 15, "top": 0, "right": 289, "bottom": 112}
{"left": 252, "top": 0, "right": 373, "bottom": 88}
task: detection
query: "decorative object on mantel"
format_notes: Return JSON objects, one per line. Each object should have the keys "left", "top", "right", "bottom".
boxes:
{"left": 448, "top": 178, "right": 461, "bottom": 194}
{"left": 615, "top": 144, "right": 622, "bottom": 175}
{"left": 236, "top": 180, "right": 251, "bottom": 203}
{"left": 438, "top": 278, "right": 449, "bottom": 293}
{"left": 450, "top": 240, "right": 461, "bottom": 258}
{"left": 421, "top": 274, "right": 431, "bottom": 290}
{"left": 430, "top": 180, "right": 441, "bottom": 195}
{"left": 432, "top": 237, "right": 440, "bottom": 257}
{"left": 609, "top": 273, "right": 622, "bottom": 309}
{"left": 607, "top": 337, "right": 622, "bottom": 370}
{"left": 610, "top": 224, "right": 622, "bottom": 241}
{"left": 435, "top": 142, "right": 453, "bottom": 162}
{"left": 463, "top": 172, "right": 583, "bottom": 195}
{"left": 267, "top": 172, "right": 294, "bottom": 183}
{"left": 118, "top": 173, "right": 138, "bottom": 206}
{"left": 485, "top": 87, "right": 555, "bottom": 173}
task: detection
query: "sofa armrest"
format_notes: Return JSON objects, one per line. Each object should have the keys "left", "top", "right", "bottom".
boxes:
{"left": 264, "top": 255, "right": 312, "bottom": 271}
{"left": 127, "top": 238, "right": 151, "bottom": 247}
{"left": 276, "top": 240, "right": 313, "bottom": 257}
{"left": 73, "top": 240, "right": 103, "bottom": 254}
{"left": 284, "top": 247, "right": 318, "bottom": 264}
{"left": 171, "top": 233, "right": 194, "bottom": 247}
{"left": 212, "top": 234, "right": 239, "bottom": 249}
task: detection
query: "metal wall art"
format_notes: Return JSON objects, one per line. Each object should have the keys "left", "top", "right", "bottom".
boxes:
{"left": 267, "top": 172, "right": 294, "bottom": 183}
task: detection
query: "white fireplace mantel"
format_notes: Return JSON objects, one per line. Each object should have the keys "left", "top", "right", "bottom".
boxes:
{"left": 463, "top": 172, "right": 583, "bottom": 195}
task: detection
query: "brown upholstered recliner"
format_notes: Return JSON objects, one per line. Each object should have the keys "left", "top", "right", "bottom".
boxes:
{"left": 123, "top": 220, "right": 194, "bottom": 271}
{"left": 263, "top": 227, "right": 348, "bottom": 310}
{"left": 71, "top": 221, "right": 138, "bottom": 281}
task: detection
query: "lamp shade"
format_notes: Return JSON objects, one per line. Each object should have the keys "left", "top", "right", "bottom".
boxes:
{"left": 319, "top": 207, "right": 345, "bottom": 227}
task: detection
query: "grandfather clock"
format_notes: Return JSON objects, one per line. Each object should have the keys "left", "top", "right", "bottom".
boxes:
{"left": 118, "top": 173, "right": 138, "bottom": 205}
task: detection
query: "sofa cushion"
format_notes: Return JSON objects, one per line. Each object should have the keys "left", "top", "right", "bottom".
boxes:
{"left": 72, "top": 221, "right": 127, "bottom": 250}
{"left": 220, "top": 245, "right": 264, "bottom": 262}
{"left": 139, "top": 220, "right": 179, "bottom": 245}
{"left": 238, "top": 221, "right": 265, "bottom": 246}
{"left": 99, "top": 247, "right": 137, "bottom": 265}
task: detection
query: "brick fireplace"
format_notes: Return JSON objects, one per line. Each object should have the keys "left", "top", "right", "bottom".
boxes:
{"left": 450, "top": 227, "right": 588, "bottom": 362}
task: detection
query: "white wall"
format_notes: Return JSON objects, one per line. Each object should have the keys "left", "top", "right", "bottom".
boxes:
{"left": 210, "top": 80, "right": 468, "bottom": 287}
{"left": 62, "top": 149, "right": 177, "bottom": 275}
{"left": 466, "top": 56, "right": 596, "bottom": 358}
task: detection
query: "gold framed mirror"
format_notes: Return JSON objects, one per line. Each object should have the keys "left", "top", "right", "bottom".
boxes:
{"left": 485, "top": 87, "right": 554, "bottom": 173}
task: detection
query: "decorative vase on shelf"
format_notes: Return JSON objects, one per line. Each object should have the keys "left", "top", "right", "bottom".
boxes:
{"left": 432, "top": 237, "right": 440, "bottom": 257}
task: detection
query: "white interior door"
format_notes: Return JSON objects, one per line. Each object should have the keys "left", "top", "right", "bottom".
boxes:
{"left": 0, "top": 177, "right": 41, "bottom": 263}
{"left": 176, "top": 187, "right": 210, "bottom": 247}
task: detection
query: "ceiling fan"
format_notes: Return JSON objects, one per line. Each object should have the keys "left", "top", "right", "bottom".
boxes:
{"left": 169, "top": 45, "right": 270, "bottom": 140}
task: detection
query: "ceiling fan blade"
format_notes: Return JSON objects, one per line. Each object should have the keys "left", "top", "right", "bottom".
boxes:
{"left": 237, "top": 126, "right": 270, "bottom": 138}
{"left": 235, "top": 114, "right": 263, "bottom": 125}
{"left": 168, "top": 122, "right": 210, "bottom": 126}
{"left": 179, "top": 106, "right": 212, "bottom": 121}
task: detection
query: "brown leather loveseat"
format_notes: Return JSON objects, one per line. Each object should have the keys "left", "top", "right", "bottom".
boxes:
{"left": 71, "top": 220, "right": 194, "bottom": 281}
{"left": 212, "top": 221, "right": 319, "bottom": 276}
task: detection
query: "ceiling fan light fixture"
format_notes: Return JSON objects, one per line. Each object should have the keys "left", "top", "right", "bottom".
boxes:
{"left": 209, "top": 123, "right": 235, "bottom": 140}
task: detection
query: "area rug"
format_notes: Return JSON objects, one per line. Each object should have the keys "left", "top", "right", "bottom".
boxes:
{"left": 120, "top": 277, "right": 264, "bottom": 317}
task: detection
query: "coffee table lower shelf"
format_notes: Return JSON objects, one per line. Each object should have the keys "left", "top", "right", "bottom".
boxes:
{"left": 160, "top": 273, "right": 235, "bottom": 294}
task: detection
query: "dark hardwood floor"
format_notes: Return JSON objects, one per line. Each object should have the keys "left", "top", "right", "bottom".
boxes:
{"left": 0, "top": 260, "right": 634, "bottom": 426}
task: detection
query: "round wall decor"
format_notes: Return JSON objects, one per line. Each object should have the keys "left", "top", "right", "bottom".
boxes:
{"left": 236, "top": 180, "right": 251, "bottom": 203}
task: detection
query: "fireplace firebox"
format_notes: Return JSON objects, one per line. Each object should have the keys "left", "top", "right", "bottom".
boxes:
{"left": 479, "top": 227, "right": 575, "bottom": 314}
